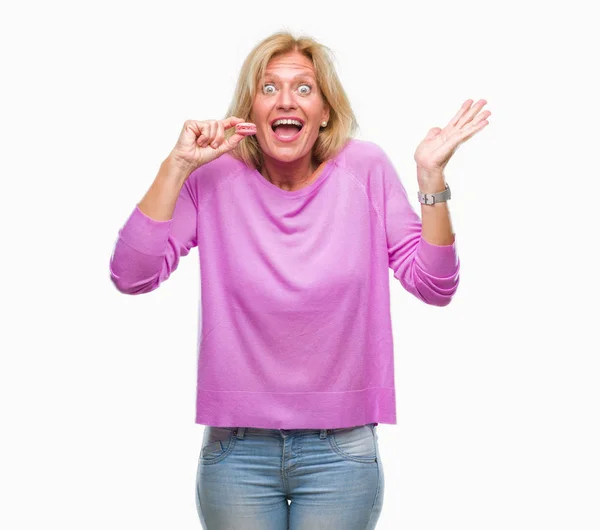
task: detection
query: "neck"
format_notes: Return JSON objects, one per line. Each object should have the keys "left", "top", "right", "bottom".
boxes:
{"left": 260, "top": 152, "right": 322, "bottom": 192}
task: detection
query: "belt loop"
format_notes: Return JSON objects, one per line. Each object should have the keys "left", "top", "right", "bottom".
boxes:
{"left": 320, "top": 429, "right": 328, "bottom": 440}
{"left": 234, "top": 427, "right": 246, "bottom": 440}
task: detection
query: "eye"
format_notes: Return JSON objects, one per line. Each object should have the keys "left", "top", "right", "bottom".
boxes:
{"left": 298, "top": 84, "right": 312, "bottom": 95}
{"left": 262, "top": 83, "right": 276, "bottom": 95}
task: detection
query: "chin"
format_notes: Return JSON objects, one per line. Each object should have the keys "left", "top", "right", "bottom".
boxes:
{"left": 268, "top": 149, "right": 310, "bottom": 164}
{"left": 270, "top": 143, "right": 319, "bottom": 162}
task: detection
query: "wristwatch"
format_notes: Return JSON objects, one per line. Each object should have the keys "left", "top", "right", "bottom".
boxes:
{"left": 417, "top": 183, "right": 451, "bottom": 205}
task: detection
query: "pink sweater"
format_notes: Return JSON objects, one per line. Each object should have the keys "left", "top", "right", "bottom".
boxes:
{"left": 109, "top": 139, "right": 460, "bottom": 429}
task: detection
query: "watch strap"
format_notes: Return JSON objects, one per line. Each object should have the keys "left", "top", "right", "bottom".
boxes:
{"left": 418, "top": 183, "right": 451, "bottom": 205}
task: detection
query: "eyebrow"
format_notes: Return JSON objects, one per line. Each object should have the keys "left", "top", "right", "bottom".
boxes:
{"left": 262, "top": 73, "right": 316, "bottom": 82}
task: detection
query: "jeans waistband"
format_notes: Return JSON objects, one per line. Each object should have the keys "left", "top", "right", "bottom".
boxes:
{"left": 228, "top": 423, "right": 376, "bottom": 440}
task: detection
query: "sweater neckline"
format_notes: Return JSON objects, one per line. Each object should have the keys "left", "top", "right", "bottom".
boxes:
{"left": 251, "top": 158, "right": 335, "bottom": 199}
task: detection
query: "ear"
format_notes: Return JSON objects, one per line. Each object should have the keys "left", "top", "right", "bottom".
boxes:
{"left": 322, "top": 104, "right": 330, "bottom": 125}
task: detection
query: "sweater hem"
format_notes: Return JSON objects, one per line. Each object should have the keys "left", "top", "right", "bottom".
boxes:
{"left": 194, "top": 386, "right": 396, "bottom": 429}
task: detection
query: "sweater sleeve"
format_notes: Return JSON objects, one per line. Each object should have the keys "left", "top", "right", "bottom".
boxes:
{"left": 379, "top": 150, "right": 460, "bottom": 306}
{"left": 109, "top": 178, "right": 198, "bottom": 295}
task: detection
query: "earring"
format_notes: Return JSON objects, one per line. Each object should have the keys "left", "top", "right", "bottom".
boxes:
{"left": 321, "top": 121, "right": 328, "bottom": 128}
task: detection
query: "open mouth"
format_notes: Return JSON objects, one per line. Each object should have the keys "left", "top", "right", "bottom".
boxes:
{"left": 271, "top": 119, "right": 304, "bottom": 142}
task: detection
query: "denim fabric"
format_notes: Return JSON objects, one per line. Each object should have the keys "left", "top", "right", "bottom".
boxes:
{"left": 195, "top": 423, "right": 384, "bottom": 529}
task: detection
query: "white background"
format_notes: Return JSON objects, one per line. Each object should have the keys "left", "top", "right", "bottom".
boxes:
{"left": 2, "top": 0, "right": 598, "bottom": 528}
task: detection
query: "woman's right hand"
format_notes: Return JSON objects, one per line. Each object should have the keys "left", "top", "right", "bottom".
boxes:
{"left": 169, "top": 117, "right": 249, "bottom": 170}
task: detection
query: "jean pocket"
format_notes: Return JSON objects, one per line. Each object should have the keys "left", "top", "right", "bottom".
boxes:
{"left": 199, "top": 427, "right": 236, "bottom": 464}
{"left": 328, "top": 423, "right": 377, "bottom": 463}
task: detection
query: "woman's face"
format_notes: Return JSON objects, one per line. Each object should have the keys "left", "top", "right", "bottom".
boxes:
{"left": 250, "top": 51, "right": 330, "bottom": 165}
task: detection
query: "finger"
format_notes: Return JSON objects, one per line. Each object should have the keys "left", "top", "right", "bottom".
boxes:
{"left": 206, "top": 120, "right": 218, "bottom": 145}
{"left": 211, "top": 121, "right": 225, "bottom": 149}
{"left": 221, "top": 116, "right": 246, "bottom": 130}
{"left": 194, "top": 121, "right": 208, "bottom": 147}
{"left": 470, "top": 111, "right": 491, "bottom": 128}
{"left": 196, "top": 122, "right": 210, "bottom": 147}
{"left": 457, "top": 118, "right": 489, "bottom": 143}
{"left": 457, "top": 99, "right": 488, "bottom": 129}
{"left": 446, "top": 99, "right": 473, "bottom": 129}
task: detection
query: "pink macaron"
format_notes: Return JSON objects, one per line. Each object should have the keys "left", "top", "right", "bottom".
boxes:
{"left": 235, "top": 122, "right": 257, "bottom": 136}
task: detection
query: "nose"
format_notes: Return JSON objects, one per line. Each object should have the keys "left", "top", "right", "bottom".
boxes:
{"left": 276, "top": 86, "right": 296, "bottom": 110}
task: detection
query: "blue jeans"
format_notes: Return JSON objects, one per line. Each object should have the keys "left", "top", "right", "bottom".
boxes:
{"left": 195, "top": 423, "right": 384, "bottom": 529}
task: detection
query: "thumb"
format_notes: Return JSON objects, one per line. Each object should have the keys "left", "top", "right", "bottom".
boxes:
{"left": 218, "top": 131, "right": 248, "bottom": 154}
{"left": 426, "top": 127, "right": 443, "bottom": 139}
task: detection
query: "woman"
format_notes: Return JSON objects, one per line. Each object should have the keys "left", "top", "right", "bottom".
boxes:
{"left": 109, "top": 31, "right": 490, "bottom": 530}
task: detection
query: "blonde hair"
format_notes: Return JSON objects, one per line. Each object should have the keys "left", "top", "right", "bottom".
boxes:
{"left": 224, "top": 31, "right": 358, "bottom": 169}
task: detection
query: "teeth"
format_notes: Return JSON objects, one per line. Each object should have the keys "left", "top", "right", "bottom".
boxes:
{"left": 272, "top": 119, "right": 303, "bottom": 128}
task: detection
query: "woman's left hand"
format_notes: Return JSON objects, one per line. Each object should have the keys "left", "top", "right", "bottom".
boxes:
{"left": 414, "top": 99, "right": 491, "bottom": 179}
